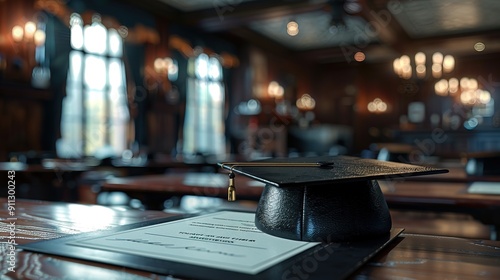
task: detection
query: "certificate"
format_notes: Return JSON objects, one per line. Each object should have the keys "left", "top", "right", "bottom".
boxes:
{"left": 69, "top": 211, "right": 318, "bottom": 274}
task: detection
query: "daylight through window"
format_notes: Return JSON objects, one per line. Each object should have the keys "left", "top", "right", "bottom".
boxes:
{"left": 58, "top": 13, "right": 129, "bottom": 158}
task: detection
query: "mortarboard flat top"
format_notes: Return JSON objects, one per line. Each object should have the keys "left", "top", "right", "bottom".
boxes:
{"left": 219, "top": 156, "right": 448, "bottom": 242}
{"left": 220, "top": 155, "right": 448, "bottom": 187}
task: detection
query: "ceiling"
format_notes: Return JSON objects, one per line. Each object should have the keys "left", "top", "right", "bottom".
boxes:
{"left": 135, "top": 0, "right": 500, "bottom": 63}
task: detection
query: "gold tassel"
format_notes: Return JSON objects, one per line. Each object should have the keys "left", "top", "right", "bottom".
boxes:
{"left": 228, "top": 171, "right": 236, "bottom": 202}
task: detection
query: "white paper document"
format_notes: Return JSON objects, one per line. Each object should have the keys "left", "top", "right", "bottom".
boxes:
{"left": 70, "top": 211, "right": 318, "bottom": 274}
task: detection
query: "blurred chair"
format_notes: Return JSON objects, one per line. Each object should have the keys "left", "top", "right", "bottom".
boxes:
{"left": 287, "top": 125, "right": 352, "bottom": 156}
{"left": 373, "top": 143, "right": 414, "bottom": 163}
{"left": 464, "top": 152, "right": 500, "bottom": 176}
{"left": 8, "top": 150, "right": 56, "bottom": 164}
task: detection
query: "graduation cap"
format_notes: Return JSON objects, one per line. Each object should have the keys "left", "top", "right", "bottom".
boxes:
{"left": 219, "top": 155, "right": 447, "bottom": 242}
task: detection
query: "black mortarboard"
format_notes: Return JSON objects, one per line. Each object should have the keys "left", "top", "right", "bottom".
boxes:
{"left": 219, "top": 155, "right": 447, "bottom": 242}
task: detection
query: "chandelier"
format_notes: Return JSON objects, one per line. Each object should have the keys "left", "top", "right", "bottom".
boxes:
{"left": 434, "top": 77, "right": 492, "bottom": 106}
{"left": 393, "top": 52, "right": 454, "bottom": 80}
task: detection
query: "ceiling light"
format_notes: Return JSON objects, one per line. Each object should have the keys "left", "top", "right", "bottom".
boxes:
{"left": 367, "top": 98, "right": 387, "bottom": 113}
{"left": 442, "top": 55, "right": 455, "bottom": 73}
{"left": 11, "top": 25, "right": 24, "bottom": 42}
{"left": 474, "top": 42, "right": 485, "bottom": 52}
{"left": 24, "top": 21, "right": 37, "bottom": 39}
{"left": 448, "top": 78, "right": 459, "bottom": 95}
{"left": 432, "top": 63, "right": 442, "bottom": 78}
{"left": 34, "top": 29, "right": 46, "bottom": 46}
{"left": 415, "top": 64, "right": 426, "bottom": 78}
{"left": 268, "top": 81, "right": 284, "bottom": 99}
{"left": 296, "top": 94, "right": 315, "bottom": 110}
{"left": 414, "top": 52, "right": 425, "bottom": 65}
{"left": 287, "top": 20, "right": 299, "bottom": 36}
{"left": 434, "top": 79, "right": 448, "bottom": 96}
{"left": 354, "top": 52, "right": 365, "bottom": 62}
{"left": 432, "top": 52, "right": 443, "bottom": 64}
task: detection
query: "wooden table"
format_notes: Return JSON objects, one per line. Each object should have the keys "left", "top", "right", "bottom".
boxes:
{"left": 0, "top": 158, "right": 217, "bottom": 203}
{"left": 1, "top": 198, "right": 500, "bottom": 279}
{"left": 100, "top": 173, "right": 266, "bottom": 209}
{"left": 0, "top": 162, "right": 93, "bottom": 202}
{"left": 403, "top": 166, "right": 500, "bottom": 183}
{"left": 379, "top": 180, "right": 500, "bottom": 240}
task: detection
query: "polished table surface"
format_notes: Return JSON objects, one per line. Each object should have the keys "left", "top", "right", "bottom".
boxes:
{"left": 1, "top": 198, "right": 500, "bottom": 279}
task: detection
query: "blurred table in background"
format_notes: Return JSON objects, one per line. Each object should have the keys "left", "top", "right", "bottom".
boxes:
{"left": 403, "top": 165, "right": 500, "bottom": 183}
{"left": 380, "top": 180, "right": 500, "bottom": 240}
{"left": 0, "top": 161, "right": 92, "bottom": 202}
{"left": 100, "top": 173, "right": 265, "bottom": 210}
{"left": 0, "top": 157, "right": 219, "bottom": 203}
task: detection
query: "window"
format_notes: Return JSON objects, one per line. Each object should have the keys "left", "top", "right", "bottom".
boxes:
{"left": 57, "top": 13, "right": 129, "bottom": 158}
{"left": 183, "top": 53, "right": 226, "bottom": 157}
